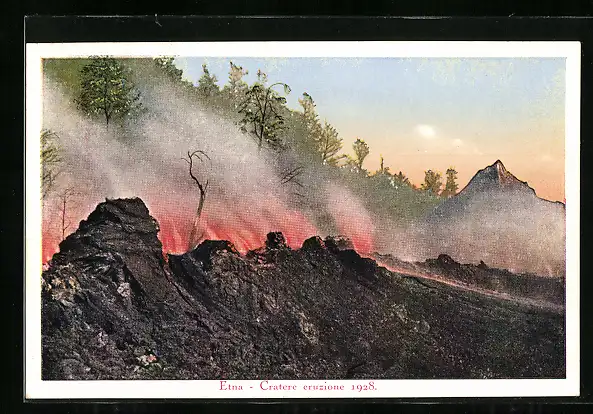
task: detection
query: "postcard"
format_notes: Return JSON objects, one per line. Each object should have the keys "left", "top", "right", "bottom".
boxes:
{"left": 25, "top": 41, "right": 580, "bottom": 399}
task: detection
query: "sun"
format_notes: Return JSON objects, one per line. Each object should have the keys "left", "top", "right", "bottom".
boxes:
{"left": 415, "top": 124, "right": 436, "bottom": 138}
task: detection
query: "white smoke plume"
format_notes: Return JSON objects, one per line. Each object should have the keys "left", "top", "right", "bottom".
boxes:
{"left": 41, "top": 62, "right": 565, "bottom": 277}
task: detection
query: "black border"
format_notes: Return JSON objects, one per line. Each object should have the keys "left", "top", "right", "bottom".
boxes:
{"left": 12, "top": 15, "right": 593, "bottom": 413}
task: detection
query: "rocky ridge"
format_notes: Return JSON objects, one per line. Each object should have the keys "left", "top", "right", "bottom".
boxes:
{"left": 42, "top": 197, "right": 565, "bottom": 380}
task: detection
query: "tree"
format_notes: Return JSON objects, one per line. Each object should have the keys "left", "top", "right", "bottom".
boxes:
{"left": 154, "top": 56, "right": 184, "bottom": 82}
{"left": 279, "top": 165, "right": 305, "bottom": 190}
{"left": 154, "top": 56, "right": 194, "bottom": 90}
{"left": 196, "top": 63, "right": 220, "bottom": 98}
{"left": 421, "top": 170, "right": 443, "bottom": 196}
{"left": 238, "top": 70, "right": 291, "bottom": 152}
{"left": 318, "top": 121, "right": 345, "bottom": 165}
{"left": 377, "top": 154, "right": 391, "bottom": 175}
{"left": 392, "top": 171, "right": 411, "bottom": 187}
{"left": 298, "top": 92, "right": 322, "bottom": 146}
{"left": 222, "top": 61, "right": 249, "bottom": 108}
{"left": 41, "top": 129, "right": 61, "bottom": 199}
{"left": 441, "top": 167, "right": 459, "bottom": 198}
{"left": 183, "top": 150, "right": 211, "bottom": 250}
{"left": 76, "top": 56, "right": 142, "bottom": 128}
{"left": 57, "top": 187, "right": 79, "bottom": 241}
{"left": 351, "top": 138, "right": 370, "bottom": 170}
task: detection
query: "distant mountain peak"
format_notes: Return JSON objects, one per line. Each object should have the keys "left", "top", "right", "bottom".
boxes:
{"left": 458, "top": 160, "right": 535, "bottom": 196}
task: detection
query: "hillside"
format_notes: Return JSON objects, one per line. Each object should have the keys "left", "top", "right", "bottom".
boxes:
{"left": 42, "top": 197, "right": 565, "bottom": 380}
{"left": 394, "top": 160, "right": 567, "bottom": 276}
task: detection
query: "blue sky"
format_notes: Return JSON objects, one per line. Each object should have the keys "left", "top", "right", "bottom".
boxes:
{"left": 174, "top": 57, "right": 566, "bottom": 201}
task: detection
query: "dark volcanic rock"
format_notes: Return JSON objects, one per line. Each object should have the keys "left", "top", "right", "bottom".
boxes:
{"left": 266, "top": 232, "right": 288, "bottom": 250}
{"left": 42, "top": 197, "right": 565, "bottom": 380}
{"left": 429, "top": 254, "right": 460, "bottom": 270}
{"left": 301, "top": 236, "right": 325, "bottom": 251}
{"left": 421, "top": 254, "right": 565, "bottom": 307}
{"left": 323, "top": 235, "right": 354, "bottom": 252}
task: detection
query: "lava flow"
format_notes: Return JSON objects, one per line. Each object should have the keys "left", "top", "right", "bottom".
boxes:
{"left": 149, "top": 196, "right": 321, "bottom": 256}
{"left": 42, "top": 192, "right": 378, "bottom": 264}
{"left": 374, "top": 259, "right": 564, "bottom": 313}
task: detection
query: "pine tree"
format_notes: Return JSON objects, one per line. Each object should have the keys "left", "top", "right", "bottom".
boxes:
{"left": 421, "top": 170, "right": 443, "bottom": 196}
{"left": 196, "top": 63, "right": 220, "bottom": 98}
{"left": 298, "top": 93, "right": 322, "bottom": 135}
{"left": 441, "top": 167, "right": 459, "bottom": 198}
{"left": 297, "top": 92, "right": 323, "bottom": 152}
{"left": 392, "top": 171, "right": 410, "bottom": 186}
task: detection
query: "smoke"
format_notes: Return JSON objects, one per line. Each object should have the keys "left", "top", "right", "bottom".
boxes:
{"left": 375, "top": 190, "right": 566, "bottom": 277}
{"left": 41, "top": 72, "right": 356, "bottom": 259}
{"left": 325, "top": 184, "right": 375, "bottom": 254}
{"left": 41, "top": 63, "right": 565, "bottom": 277}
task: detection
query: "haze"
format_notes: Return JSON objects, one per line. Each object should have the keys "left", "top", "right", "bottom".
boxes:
{"left": 176, "top": 57, "right": 566, "bottom": 202}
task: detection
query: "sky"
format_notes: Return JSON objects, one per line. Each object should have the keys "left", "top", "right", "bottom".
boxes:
{"left": 174, "top": 57, "right": 566, "bottom": 202}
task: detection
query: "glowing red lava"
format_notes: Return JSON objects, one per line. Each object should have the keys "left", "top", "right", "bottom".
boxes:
{"left": 41, "top": 193, "right": 374, "bottom": 264}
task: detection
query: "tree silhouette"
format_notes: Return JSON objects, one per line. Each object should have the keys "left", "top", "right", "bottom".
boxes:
{"left": 351, "top": 138, "right": 370, "bottom": 170}
{"left": 377, "top": 154, "right": 392, "bottom": 175}
{"left": 183, "top": 150, "right": 211, "bottom": 250}
{"left": 392, "top": 171, "right": 411, "bottom": 187}
{"left": 197, "top": 64, "right": 220, "bottom": 98}
{"left": 298, "top": 92, "right": 322, "bottom": 151}
{"left": 318, "top": 121, "right": 344, "bottom": 165}
{"left": 421, "top": 170, "right": 443, "bottom": 196}
{"left": 57, "top": 187, "right": 80, "bottom": 241}
{"left": 441, "top": 167, "right": 459, "bottom": 198}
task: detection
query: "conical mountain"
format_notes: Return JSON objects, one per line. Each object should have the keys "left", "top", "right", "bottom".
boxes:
{"left": 418, "top": 160, "right": 565, "bottom": 276}
{"left": 457, "top": 160, "right": 536, "bottom": 197}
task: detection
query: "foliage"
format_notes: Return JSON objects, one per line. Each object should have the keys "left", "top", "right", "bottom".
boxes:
{"left": 196, "top": 64, "right": 220, "bottom": 98}
{"left": 44, "top": 57, "right": 445, "bottom": 227}
{"left": 238, "top": 70, "right": 291, "bottom": 151}
{"left": 41, "top": 129, "right": 61, "bottom": 199}
{"left": 350, "top": 138, "right": 370, "bottom": 171}
{"left": 76, "top": 56, "right": 142, "bottom": 127}
{"left": 297, "top": 93, "right": 322, "bottom": 148}
{"left": 392, "top": 171, "right": 411, "bottom": 187}
{"left": 222, "top": 61, "right": 249, "bottom": 108}
{"left": 43, "top": 59, "right": 88, "bottom": 94}
{"left": 441, "top": 167, "right": 459, "bottom": 198}
{"left": 318, "top": 121, "right": 345, "bottom": 165}
{"left": 421, "top": 170, "right": 443, "bottom": 196}
{"left": 154, "top": 57, "right": 184, "bottom": 82}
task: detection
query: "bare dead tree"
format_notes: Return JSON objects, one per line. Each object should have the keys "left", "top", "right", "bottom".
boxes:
{"left": 41, "top": 129, "right": 62, "bottom": 199}
{"left": 280, "top": 165, "right": 304, "bottom": 186}
{"left": 279, "top": 164, "right": 306, "bottom": 200}
{"left": 182, "top": 150, "right": 211, "bottom": 250}
{"left": 57, "top": 187, "right": 79, "bottom": 241}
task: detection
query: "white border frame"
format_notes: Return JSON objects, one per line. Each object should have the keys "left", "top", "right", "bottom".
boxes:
{"left": 25, "top": 41, "right": 581, "bottom": 399}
